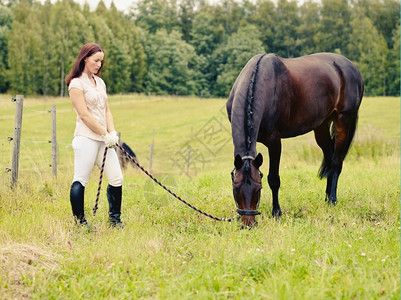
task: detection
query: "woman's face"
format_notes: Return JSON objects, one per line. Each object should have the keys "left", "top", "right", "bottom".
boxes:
{"left": 84, "top": 51, "right": 104, "bottom": 75}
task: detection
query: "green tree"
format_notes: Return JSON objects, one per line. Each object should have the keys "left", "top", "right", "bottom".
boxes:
{"left": 7, "top": 0, "right": 43, "bottom": 95}
{"left": 350, "top": 13, "right": 389, "bottom": 95}
{"left": 93, "top": 2, "right": 132, "bottom": 93}
{"left": 105, "top": 40, "right": 132, "bottom": 93}
{"left": 209, "top": 0, "right": 244, "bottom": 36}
{"left": 94, "top": 2, "right": 146, "bottom": 93}
{"left": 143, "top": 29, "right": 199, "bottom": 95}
{"left": 190, "top": 10, "right": 225, "bottom": 96}
{"left": 273, "top": 0, "right": 300, "bottom": 57}
{"left": 178, "top": 0, "right": 196, "bottom": 42}
{"left": 297, "top": 0, "right": 321, "bottom": 55}
{"left": 49, "top": 0, "right": 91, "bottom": 96}
{"left": 134, "top": 0, "right": 180, "bottom": 34}
{"left": 38, "top": 0, "right": 58, "bottom": 96}
{"left": 87, "top": 11, "right": 113, "bottom": 58}
{"left": 357, "top": 0, "right": 400, "bottom": 49}
{"left": 316, "top": 0, "right": 352, "bottom": 55}
{"left": 249, "top": 0, "right": 275, "bottom": 53}
{"left": 6, "top": 0, "right": 146, "bottom": 96}
{"left": 0, "top": 4, "right": 12, "bottom": 92}
{"left": 213, "top": 25, "right": 265, "bottom": 97}
{"left": 110, "top": 4, "right": 147, "bottom": 93}
{"left": 1, "top": 0, "right": 399, "bottom": 97}
{"left": 0, "top": 0, "right": 17, "bottom": 7}
{"left": 191, "top": 10, "right": 224, "bottom": 56}
{"left": 388, "top": 24, "right": 400, "bottom": 95}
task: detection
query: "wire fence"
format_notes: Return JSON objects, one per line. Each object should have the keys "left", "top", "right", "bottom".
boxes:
{"left": 1, "top": 96, "right": 60, "bottom": 186}
{"left": 2, "top": 94, "right": 398, "bottom": 196}
{"left": 1, "top": 97, "right": 234, "bottom": 188}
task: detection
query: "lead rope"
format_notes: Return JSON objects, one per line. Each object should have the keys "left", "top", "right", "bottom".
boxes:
{"left": 93, "top": 144, "right": 239, "bottom": 222}
{"left": 93, "top": 147, "right": 108, "bottom": 216}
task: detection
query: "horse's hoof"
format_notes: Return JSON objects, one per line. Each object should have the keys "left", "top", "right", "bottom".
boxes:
{"left": 326, "top": 199, "right": 337, "bottom": 206}
{"left": 272, "top": 209, "right": 282, "bottom": 219}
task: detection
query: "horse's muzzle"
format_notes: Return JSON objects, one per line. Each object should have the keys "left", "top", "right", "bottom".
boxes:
{"left": 240, "top": 215, "right": 258, "bottom": 229}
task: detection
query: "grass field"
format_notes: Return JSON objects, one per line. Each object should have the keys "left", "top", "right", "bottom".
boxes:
{"left": 0, "top": 94, "right": 399, "bottom": 299}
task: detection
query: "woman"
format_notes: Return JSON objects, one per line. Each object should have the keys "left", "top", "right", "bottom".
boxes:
{"left": 65, "top": 43, "right": 124, "bottom": 229}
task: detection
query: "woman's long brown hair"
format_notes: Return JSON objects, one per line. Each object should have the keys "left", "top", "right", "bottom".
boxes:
{"left": 65, "top": 43, "right": 104, "bottom": 86}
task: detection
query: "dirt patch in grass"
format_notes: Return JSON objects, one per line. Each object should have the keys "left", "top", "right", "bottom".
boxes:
{"left": 0, "top": 243, "right": 60, "bottom": 299}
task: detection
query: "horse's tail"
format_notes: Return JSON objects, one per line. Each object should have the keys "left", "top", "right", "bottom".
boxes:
{"left": 338, "top": 112, "right": 359, "bottom": 160}
{"left": 318, "top": 161, "right": 329, "bottom": 179}
{"left": 118, "top": 141, "right": 137, "bottom": 169}
{"left": 122, "top": 142, "right": 136, "bottom": 159}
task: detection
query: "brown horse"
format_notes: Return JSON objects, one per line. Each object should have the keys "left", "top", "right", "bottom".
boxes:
{"left": 227, "top": 53, "right": 364, "bottom": 227}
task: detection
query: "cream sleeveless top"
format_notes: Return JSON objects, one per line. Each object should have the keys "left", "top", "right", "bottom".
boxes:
{"left": 69, "top": 73, "right": 107, "bottom": 141}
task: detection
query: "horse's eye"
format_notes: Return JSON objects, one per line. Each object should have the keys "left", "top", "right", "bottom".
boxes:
{"left": 233, "top": 182, "right": 242, "bottom": 191}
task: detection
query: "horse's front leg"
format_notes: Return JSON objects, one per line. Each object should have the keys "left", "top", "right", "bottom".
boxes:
{"left": 267, "top": 140, "right": 282, "bottom": 218}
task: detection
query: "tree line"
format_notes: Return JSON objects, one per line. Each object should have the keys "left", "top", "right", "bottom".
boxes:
{"left": 0, "top": 0, "right": 399, "bottom": 97}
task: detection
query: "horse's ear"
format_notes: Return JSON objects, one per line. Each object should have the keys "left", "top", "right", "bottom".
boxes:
{"left": 254, "top": 153, "right": 263, "bottom": 168}
{"left": 234, "top": 154, "right": 243, "bottom": 169}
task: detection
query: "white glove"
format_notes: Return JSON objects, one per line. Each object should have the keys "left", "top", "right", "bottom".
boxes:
{"left": 103, "top": 132, "right": 118, "bottom": 148}
{"left": 110, "top": 130, "right": 119, "bottom": 145}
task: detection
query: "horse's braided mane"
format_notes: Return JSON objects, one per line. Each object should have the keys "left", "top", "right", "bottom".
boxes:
{"left": 241, "top": 54, "right": 266, "bottom": 183}
{"left": 245, "top": 54, "right": 266, "bottom": 157}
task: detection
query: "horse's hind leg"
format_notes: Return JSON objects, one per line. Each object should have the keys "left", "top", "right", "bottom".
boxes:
{"left": 328, "top": 112, "right": 358, "bottom": 204}
{"left": 314, "top": 122, "right": 334, "bottom": 202}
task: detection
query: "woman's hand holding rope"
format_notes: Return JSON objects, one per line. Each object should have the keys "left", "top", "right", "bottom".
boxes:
{"left": 103, "top": 131, "right": 119, "bottom": 148}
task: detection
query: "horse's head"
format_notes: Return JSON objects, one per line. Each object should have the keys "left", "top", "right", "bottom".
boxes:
{"left": 231, "top": 153, "right": 263, "bottom": 228}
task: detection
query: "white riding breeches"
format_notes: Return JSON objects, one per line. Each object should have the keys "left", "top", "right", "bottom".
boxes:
{"left": 72, "top": 136, "right": 123, "bottom": 187}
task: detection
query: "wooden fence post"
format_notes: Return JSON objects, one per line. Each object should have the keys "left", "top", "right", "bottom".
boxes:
{"left": 50, "top": 105, "right": 57, "bottom": 178}
{"left": 186, "top": 146, "right": 191, "bottom": 175}
{"left": 149, "top": 129, "right": 155, "bottom": 172}
{"left": 11, "top": 95, "right": 23, "bottom": 187}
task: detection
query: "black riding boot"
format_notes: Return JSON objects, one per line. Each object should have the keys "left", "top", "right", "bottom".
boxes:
{"left": 107, "top": 184, "right": 124, "bottom": 228}
{"left": 70, "top": 181, "right": 92, "bottom": 231}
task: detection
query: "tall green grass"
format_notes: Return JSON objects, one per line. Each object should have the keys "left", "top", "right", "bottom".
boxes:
{"left": 0, "top": 95, "right": 399, "bottom": 299}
